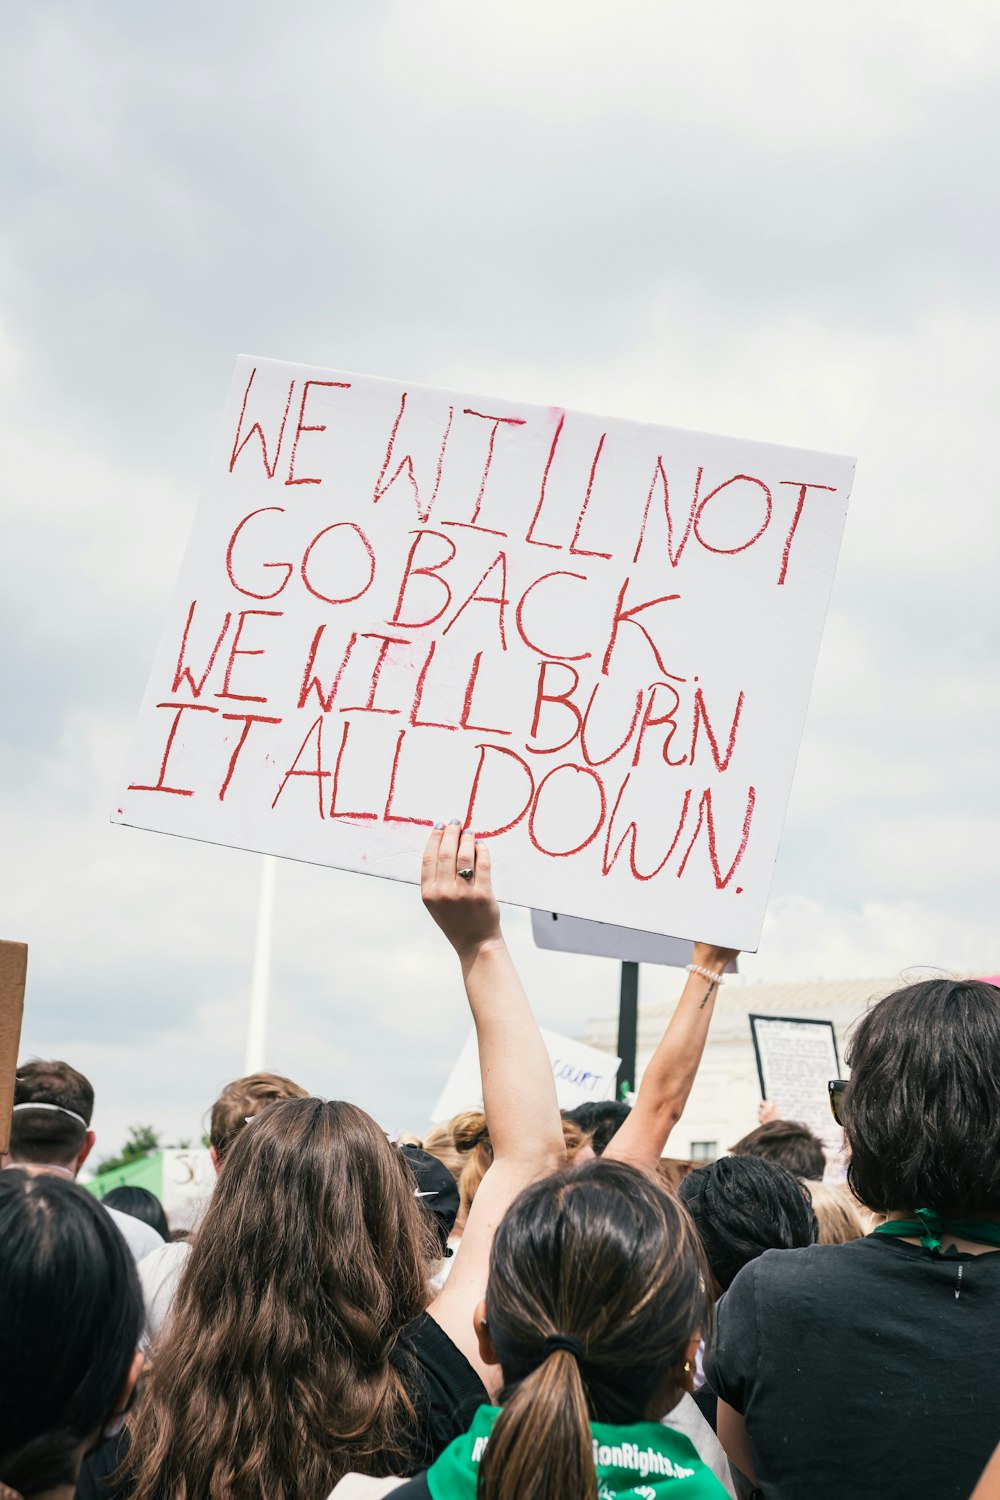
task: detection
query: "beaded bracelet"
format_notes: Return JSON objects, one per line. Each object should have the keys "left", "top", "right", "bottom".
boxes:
{"left": 686, "top": 963, "right": 726, "bottom": 985}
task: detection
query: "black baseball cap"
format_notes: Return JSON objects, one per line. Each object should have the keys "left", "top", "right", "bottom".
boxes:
{"left": 400, "top": 1145, "right": 460, "bottom": 1256}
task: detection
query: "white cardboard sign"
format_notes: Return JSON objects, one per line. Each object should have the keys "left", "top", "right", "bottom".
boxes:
{"left": 113, "top": 357, "right": 854, "bottom": 950}
{"left": 431, "top": 1026, "right": 621, "bottom": 1123}
{"left": 749, "top": 1014, "right": 842, "bottom": 1160}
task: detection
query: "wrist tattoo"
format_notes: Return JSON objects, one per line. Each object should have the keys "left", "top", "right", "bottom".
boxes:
{"left": 699, "top": 981, "right": 717, "bottom": 1010}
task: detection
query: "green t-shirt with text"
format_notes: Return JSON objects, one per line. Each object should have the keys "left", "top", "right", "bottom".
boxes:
{"left": 426, "top": 1404, "right": 729, "bottom": 1500}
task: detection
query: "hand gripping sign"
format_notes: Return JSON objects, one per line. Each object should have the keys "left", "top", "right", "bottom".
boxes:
{"left": 113, "top": 358, "right": 854, "bottom": 951}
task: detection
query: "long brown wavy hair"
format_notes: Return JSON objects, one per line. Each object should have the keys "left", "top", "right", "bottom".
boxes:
{"left": 127, "top": 1098, "right": 439, "bottom": 1500}
{"left": 479, "top": 1160, "right": 711, "bottom": 1500}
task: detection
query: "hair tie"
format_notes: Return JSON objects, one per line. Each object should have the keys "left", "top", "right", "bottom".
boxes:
{"left": 542, "top": 1333, "right": 585, "bottom": 1361}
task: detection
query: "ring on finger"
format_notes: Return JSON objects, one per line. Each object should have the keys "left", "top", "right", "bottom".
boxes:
{"left": 457, "top": 867, "right": 475, "bottom": 882}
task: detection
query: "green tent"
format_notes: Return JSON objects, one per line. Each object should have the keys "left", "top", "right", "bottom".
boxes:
{"left": 85, "top": 1147, "right": 214, "bottom": 1231}
{"left": 87, "top": 1151, "right": 164, "bottom": 1200}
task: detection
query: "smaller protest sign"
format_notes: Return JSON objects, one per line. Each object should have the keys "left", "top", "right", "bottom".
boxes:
{"left": 531, "top": 910, "right": 739, "bottom": 970}
{"left": 432, "top": 1025, "right": 620, "bottom": 1124}
{"left": 0, "top": 940, "right": 28, "bottom": 1156}
{"left": 749, "top": 1013, "right": 841, "bottom": 1161}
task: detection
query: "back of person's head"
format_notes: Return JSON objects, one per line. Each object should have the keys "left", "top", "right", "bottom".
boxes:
{"left": 9, "top": 1059, "right": 94, "bottom": 1168}
{"left": 421, "top": 1120, "right": 464, "bottom": 1182}
{"left": 450, "top": 1109, "right": 493, "bottom": 1225}
{"left": 0, "top": 1170, "right": 142, "bottom": 1498}
{"left": 102, "top": 1185, "right": 171, "bottom": 1243}
{"left": 729, "top": 1117, "right": 826, "bottom": 1181}
{"left": 561, "top": 1100, "right": 630, "bottom": 1155}
{"left": 207, "top": 1070, "right": 308, "bottom": 1161}
{"left": 479, "top": 1159, "right": 710, "bottom": 1500}
{"left": 844, "top": 978, "right": 1000, "bottom": 1214}
{"left": 804, "top": 1180, "right": 864, "bottom": 1245}
{"left": 128, "top": 1097, "right": 439, "bottom": 1498}
{"left": 679, "top": 1154, "right": 818, "bottom": 1292}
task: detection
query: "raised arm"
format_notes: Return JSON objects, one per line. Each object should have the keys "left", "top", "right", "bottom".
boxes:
{"left": 421, "top": 822, "right": 565, "bottom": 1383}
{"left": 604, "top": 942, "right": 738, "bottom": 1171}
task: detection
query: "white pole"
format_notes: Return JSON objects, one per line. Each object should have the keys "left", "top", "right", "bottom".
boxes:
{"left": 245, "top": 855, "right": 277, "bottom": 1074}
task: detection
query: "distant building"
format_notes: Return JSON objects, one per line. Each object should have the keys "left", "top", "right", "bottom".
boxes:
{"left": 585, "top": 975, "right": 899, "bottom": 1161}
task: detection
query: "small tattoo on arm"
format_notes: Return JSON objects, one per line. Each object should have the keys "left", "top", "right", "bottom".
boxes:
{"left": 699, "top": 981, "right": 717, "bottom": 1009}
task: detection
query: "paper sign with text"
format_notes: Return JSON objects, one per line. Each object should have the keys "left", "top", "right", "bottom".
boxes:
{"left": 749, "top": 1014, "right": 842, "bottom": 1160}
{"left": 431, "top": 1026, "right": 620, "bottom": 1123}
{"left": 114, "top": 358, "right": 854, "bottom": 949}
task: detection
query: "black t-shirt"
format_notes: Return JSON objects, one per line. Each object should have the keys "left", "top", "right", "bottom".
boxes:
{"left": 393, "top": 1311, "right": 490, "bottom": 1472}
{"left": 77, "top": 1430, "right": 131, "bottom": 1500}
{"left": 706, "top": 1234, "right": 1000, "bottom": 1500}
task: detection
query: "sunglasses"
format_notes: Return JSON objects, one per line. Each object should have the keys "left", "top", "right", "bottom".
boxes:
{"left": 828, "top": 1079, "right": 848, "bottom": 1127}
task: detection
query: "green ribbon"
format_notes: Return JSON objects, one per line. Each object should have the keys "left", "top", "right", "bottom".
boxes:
{"left": 874, "top": 1209, "right": 1000, "bottom": 1254}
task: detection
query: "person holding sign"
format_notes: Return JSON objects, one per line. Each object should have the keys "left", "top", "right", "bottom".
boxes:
{"left": 126, "top": 822, "right": 566, "bottom": 1498}
{"left": 354, "top": 1160, "right": 729, "bottom": 1500}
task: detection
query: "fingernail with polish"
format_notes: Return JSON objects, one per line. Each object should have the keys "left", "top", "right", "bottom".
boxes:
{"left": 449, "top": 817, "right": 461, "bottom": 825}
{"left": 434, "top": 823, "right": 444, "bottom": 830}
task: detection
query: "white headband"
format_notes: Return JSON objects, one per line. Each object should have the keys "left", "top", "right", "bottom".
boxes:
{"left": 11, "top": 1102, "right": 89, "bottom": 1128}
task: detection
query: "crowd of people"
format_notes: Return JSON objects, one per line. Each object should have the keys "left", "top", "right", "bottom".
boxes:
{"left": 2, "top": 822, "right": 999, "bottom": 1499}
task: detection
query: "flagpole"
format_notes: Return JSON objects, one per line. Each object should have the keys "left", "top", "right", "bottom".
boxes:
{"left": 245, "top": 855, "right": 276, "bottom": 1074}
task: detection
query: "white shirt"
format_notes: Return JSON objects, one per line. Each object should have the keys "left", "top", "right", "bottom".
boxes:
{"left": 104, "top": 1204, "right": 166, "bottom": 1264}
{"left": 137, "top": 1237, "right": 192, "bottom": 1345}
{"left": 663, "top": 1392, "right": 738, "bottom": 1499}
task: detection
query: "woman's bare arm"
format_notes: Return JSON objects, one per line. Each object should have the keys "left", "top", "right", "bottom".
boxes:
{"left": 717, "top": 1401, "right": 759, "bottom": 1489}
{"left": 604, "top": 942, "right": 738, "bottom": 1171}
{"left": 422, "top": 822, "right": 565, "bottom": 1385}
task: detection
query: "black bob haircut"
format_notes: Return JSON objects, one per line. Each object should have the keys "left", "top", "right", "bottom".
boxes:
{"left": 0, "top": 1171, "right": 143, "bottom": 1496}
{"left": 103, "top": 1184, "right": 171, "bottom": 1243}
{"left": 561, "top": 1101, "right": 630, "bottom": 1155}
{"left": 679, "top": 1154, "right": 818, "bottom": 1291}
{"left": 844, "top": 978, "right": 1000, "bottom": 1214}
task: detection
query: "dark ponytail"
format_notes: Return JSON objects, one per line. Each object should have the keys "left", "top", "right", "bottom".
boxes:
{"left": 0, "top": 1171, "right": 142, "bottom": 1498}
{"left": 478, "top": 1159, "right": 709, "bottom": 1500}
{"left": 479, "top": 1348, "right": 595, "bottom": 1500}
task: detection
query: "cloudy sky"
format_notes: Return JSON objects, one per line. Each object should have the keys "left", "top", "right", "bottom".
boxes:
{"left": 3, "top": 1, "right": 998, "bottom": 1157}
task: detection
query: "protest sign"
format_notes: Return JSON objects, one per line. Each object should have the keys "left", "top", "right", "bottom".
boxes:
{"left": 749, "top": 1013, "right": 841, "bottom": 1159}
{"left": 0, "top": 940, "right": 28, "bottom": 1156}
{"left": 531, "top": 909, "right": 739, "bottom": 970}
{"left": 432, "top": 1025, "right": 620, "bottom": 1123}
{"left": 114, "top": 358, "right": 855, "bottom": 949}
